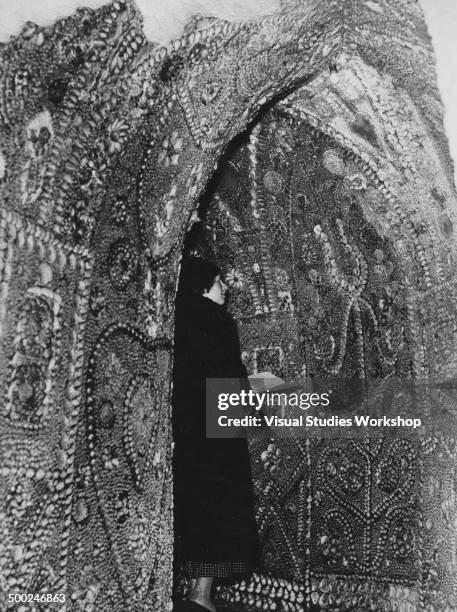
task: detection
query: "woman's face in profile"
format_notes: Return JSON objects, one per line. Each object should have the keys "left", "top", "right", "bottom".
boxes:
{"left": 202, "top": 274, "right": 227, "bottom": 305}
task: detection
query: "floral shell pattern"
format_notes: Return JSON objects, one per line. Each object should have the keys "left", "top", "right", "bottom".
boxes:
{"left": 187, "top": 105, "right": 457, "bottom": 610}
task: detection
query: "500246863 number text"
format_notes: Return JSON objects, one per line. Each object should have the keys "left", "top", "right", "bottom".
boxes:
{"left": 8, "top": 593, "right": 66, "bottom": 604}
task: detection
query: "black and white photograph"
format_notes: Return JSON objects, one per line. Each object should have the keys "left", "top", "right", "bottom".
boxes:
{"left": 1, "top": 0, "right": 457, "bottom": 610}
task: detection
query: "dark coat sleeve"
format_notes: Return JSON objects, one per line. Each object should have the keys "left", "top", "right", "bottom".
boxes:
{"left": 172, "top": 305, "right": 254, "bottom": 441}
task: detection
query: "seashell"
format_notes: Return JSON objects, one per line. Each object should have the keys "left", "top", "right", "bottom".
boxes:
{"left": 12, "top": 544, "right": 24, "bottom": 563}
{"left": 33, "top": 31, "right": 45, "bottom": 46}
{"left": 58, "top": 450, "right": 67, "bottom": 469}
{"left": 74, "top": 499, "right": 89, "bottom": 523}
{"left": 26, "top": 233, "right": 34, "bottom": 251}
{"left": 0, "top": 151, "right": 5, "bottom": 181}
{"left": 16, "top": 230, "right": 25, "bottom": 248}
{"left": 21, "top": 21, "right": 38, "bottom": 39}
{"left": 39, "top": 262, "right": 53, "bottom": 285}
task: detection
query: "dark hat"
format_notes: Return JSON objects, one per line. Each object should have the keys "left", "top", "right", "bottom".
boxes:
{"left": 178, "top": 256, "right": 221, "bottom": 297}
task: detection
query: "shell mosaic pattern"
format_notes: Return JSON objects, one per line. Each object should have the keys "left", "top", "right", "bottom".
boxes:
{"left": 0, "top": 0, "right": 457, "bottom": 610}
{"left": 190, "top": 105, "right": 457, "bottom": 611}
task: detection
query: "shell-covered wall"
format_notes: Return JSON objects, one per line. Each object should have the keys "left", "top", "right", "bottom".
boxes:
{"left": 0, "top": 0, "right": 456, "bottom": 610}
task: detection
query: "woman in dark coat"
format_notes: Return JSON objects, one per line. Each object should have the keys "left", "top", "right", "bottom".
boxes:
{"left": 172, "top": 256, "right": 259, "bottom": 612}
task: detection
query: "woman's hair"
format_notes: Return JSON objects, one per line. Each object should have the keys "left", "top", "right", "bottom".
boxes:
{"left": 177, "top": 256, "right": 221, "bottom": 298}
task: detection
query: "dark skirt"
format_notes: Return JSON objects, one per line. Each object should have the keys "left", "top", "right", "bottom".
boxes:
{"left": 173, "top": 433, "right": 260, "bottom": 577}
